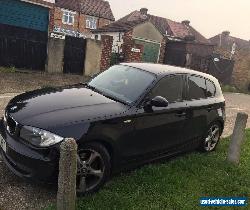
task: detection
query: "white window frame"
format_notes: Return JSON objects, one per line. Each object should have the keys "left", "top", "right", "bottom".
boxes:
{"left": 62, "top": 9, "right": 76, "bottom": 25}
{"left": 86, "top": 16, "right": 98, "bottom": 29}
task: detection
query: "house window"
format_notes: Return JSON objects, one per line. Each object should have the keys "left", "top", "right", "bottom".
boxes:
{"left": 62, "top": 10, "right": 75, "bottom": 25}
{"left": 86, "top": 16, "right": 98, "bottom": 29}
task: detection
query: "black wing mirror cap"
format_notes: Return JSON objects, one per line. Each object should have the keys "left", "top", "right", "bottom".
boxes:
{"left": 150, "top": 96, "right": 169, "bottom": 108}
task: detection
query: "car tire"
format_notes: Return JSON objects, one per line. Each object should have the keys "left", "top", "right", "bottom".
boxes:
{"left": 76, "top": 142, "right": 111, "bottom": 196}
{"left": 199, "top": 122, "right": 222, "bottom": 152}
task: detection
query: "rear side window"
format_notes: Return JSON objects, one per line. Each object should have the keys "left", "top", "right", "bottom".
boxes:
{"left": 150, "top": 75, "right": 183, "bottom": 103}
{"left": 206, "top": 79, "right": 216, "bottom": 97}
{"left": 188, "top": 75, "right": 207, "bottom": 100}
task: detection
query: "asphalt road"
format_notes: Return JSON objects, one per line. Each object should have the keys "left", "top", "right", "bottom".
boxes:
{"left": 0, "top": 92, "right": 250, "bottom": 209}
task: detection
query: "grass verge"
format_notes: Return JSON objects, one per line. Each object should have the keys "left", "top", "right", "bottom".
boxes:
{"left": 46, "top": 130, "right": 250, "bottom": 210}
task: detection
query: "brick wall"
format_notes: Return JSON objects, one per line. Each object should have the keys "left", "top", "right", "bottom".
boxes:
{"left": 122, "top": 31, "right": 143, "bottom": 63}
{"left": 186, "top": 43, "right": 214, "bottom": 57}
{"left": 232, "top": 51, "right": 250, "bottom": 90}
{"left": 125, "top": 43, "right": 143, "bottom": 63}
{"left": 48, "top": 8, "right": 55, "bottom": 33}
{"left": 215, "top": 48, "right": 250, "bottom": 90}
{"left": 50, "top": 7, "right": 112, "bottom": 36}
{"left": 100, "top": 35, "right": 113, "bottom": 71}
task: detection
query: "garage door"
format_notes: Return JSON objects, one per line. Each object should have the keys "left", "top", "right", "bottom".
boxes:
{"left": 135, "top": 40, "right": 160, "bottom": 63}
{"left": 0, "top": 0, "right": 49, "bottom": 32}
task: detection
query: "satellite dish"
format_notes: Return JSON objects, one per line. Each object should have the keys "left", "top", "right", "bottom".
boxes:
{"left": 214, "top": 58, "right": 220, "bottom": 62}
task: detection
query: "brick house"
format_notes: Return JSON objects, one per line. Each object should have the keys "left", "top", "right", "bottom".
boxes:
{"left": 210, "top": 32, "right": 250, "bottom": 90}
{"left": 209, "top": 31, "right": 250, "bottom": 51}
{"left": 50, "top": 0, "right": 115, "bottom": 38}
{"left": 93, "top": 8, "right": 214, "bottom": 68}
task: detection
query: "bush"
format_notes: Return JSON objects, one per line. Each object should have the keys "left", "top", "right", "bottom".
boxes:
{"left": 221, "top": 85, "right": 238, "bottom": 93}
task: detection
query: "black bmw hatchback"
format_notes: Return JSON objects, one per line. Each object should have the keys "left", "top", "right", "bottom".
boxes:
{"left": 0, "top": 63, "right": 225, "bottom": 194}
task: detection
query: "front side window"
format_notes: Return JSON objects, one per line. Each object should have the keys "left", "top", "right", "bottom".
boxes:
{"left": 62, "top": 10, "right": 75, "bottom": 25}
{"left": 86, "top": 16, "right": 98, "bottom": 29}
{"left": 150, "top": 75, "right": 184, "bottom": 103}
{"left": 88, "top": 65, "right": 156, "bottom": 104}
{"left": 188, "top": 75, "right": 207, "bottom": 100}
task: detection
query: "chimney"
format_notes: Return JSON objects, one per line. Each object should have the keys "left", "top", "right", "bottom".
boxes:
{"left": 140, "top": 8, "right": 148, "bottom": 16}
{"left": 222, "top": 31, "right": 230, "bottom": 37}
{"left": 182, "top": 20, "right": 190, "bottom": 26}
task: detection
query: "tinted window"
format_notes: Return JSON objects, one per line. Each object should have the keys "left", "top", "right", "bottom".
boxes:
{"left": 88, "top": 65, "right": 156, "bottom": 104}
{"left": 150, "top": 75, "right": 183, "bottom": 103}
{"left": 206, "top": 79, "right": 216, "bottom": 97}
{"left": 188, "top": 75, "right": 207, "bottom": 100}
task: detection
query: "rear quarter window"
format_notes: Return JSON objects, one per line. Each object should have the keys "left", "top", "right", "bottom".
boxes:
{"left": 188, "top": 75, "right": 207, "bottom": 100}
{"left": 206, "top": 79, "right": 216, "bottom": 97}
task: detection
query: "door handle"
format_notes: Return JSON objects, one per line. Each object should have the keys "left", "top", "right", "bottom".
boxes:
{"left": 175, "top": 112, "right": 187, "bottom": 117}
{"left": 207, "top": 106, "right": 214, "bottom": 112}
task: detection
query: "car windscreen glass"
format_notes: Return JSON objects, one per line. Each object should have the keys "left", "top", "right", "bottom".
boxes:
{"left": 88, "top": 65, "right": 156, "bottom": 104}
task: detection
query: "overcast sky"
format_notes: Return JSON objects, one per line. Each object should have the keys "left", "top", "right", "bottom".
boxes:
{"left": 108, "top": 0, "right": 249, "bottom": 40}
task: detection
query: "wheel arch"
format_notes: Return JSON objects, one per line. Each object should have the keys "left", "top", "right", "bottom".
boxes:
{"left": 211, "top": 118, "right": 224, "bottom": 135}
{"left": 78, "top": 138, "right": 118, "bottom": 170}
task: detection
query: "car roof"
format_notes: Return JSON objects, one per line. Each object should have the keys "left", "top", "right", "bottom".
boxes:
{"left": 121, "top": 63, "right": 217, "bottom": 81}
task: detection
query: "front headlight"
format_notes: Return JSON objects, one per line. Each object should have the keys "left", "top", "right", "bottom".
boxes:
{"left": 20, "top": 126, "right": 64, "bottom": 147}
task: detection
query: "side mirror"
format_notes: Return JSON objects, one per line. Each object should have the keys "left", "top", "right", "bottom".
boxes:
{"left": 150, "top": 96, "right": 169, "bottom": 108}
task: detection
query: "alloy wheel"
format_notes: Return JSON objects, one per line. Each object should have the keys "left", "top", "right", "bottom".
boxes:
{"left": 204, "top": 124, "right": 220, "bottom": 151}
{"left": 76, "top": 149, "right": 105, "bottom": 193}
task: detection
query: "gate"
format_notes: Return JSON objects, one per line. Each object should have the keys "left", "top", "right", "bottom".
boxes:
{"left": 0, "top": 24, "right": 48, "bottom": 71}
{"left": 135, "top": 40, "right": 160, "bottom": 63}
{"left": 207, "top": 56, "right": 234, "bottom": 85}
{"left": 189, "top": 54, "right": 234, "bottom": 85}
{"left": 63, "top": 36, "right": 86, "bottom": 75}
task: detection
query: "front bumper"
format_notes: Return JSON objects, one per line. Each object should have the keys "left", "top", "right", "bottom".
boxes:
{"left": 0, "top": 119, "right": 59, "bottom": 183}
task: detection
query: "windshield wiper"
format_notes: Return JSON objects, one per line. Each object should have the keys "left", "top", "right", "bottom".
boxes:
{"left": 85, "top": 84, "right": 129, "bottom": 105}
{"left": 101, "top": 92, "right": 129, "bottom": 105}
{"left": 85, "top": 84, "right": 100, "bottom": 92}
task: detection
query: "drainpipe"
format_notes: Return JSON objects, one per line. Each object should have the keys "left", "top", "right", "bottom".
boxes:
{"left": 77, "top": 1, "right": 84, "bottom": 37}
{"left": 219, "top": 33, "right": 222, "bottom": 47}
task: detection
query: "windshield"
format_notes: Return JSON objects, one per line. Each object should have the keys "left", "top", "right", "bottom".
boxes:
{"left": 88, "top": 65, "right": 156, "bottom": 104}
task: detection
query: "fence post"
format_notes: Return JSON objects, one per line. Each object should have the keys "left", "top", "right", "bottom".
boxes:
{"left": 227, "top": 112, "right": 248, "bottom": 164}
{"left": 57, "top": 138, "right": 78, "bottom": 210}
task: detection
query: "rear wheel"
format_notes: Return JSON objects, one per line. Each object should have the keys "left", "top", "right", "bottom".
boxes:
{"left": 76, "top": 143, "right": 111, "bottom": 195}
{"left": 200, "top": 123, "right": 221, "bottom": 152}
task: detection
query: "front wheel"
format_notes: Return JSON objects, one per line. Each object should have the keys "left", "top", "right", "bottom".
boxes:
{"left": 76, "top": 143, "right": 111, "bottom": 196}
{"left": 200, "top": 123, "right": 221, "bottom": 152}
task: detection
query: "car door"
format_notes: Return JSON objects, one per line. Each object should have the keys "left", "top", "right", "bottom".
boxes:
{"left": 183, "top": 74, "right": 211, "bottom": 145}
{"left": 123, "top": 74, "right": 188, "bottom": 160}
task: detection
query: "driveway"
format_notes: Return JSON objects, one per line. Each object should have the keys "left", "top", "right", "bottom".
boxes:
{"left": 0, "top": 92, "right": 250, "bottom": 209}
{"left": 0, "top": 93, "right": 56, "bottom": 210}
{"left": 222, "top": 93, "right": 250, "bottom": 137}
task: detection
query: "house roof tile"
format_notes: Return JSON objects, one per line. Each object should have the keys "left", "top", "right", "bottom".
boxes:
{"left": 94, "top": 10, "right": 210, "bottom": 44}
{"left": 209, "top": 33, "right": 250, "bottom": 50}
{"left": 56, "top": 0, "right": 115, "bottom": 21}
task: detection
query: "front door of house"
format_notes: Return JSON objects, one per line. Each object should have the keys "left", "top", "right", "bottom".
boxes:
{"left": 135, "top": 40, "right": 160, "bottom": 63}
